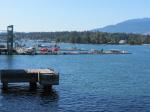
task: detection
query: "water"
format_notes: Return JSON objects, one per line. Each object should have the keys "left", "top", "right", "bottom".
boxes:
{"left": 0, "top": 44, "right": 150, "bottom": 112}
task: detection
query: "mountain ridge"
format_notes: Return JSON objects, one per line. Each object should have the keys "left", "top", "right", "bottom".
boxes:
{"left": 93, "top": 18, "right": 150, "bottom": 34}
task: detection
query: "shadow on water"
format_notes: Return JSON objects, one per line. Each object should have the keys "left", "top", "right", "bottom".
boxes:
{"left": 1, "top": 84, "right": 59, "bottom": 102}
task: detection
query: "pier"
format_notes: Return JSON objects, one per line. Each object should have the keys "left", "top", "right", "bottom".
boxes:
{"left": 0, "top": 47, "right": 131, "bottom": 55}
{"left": 0, "top": 25, "right": 131, "bottom": 55}
{"left": 0, "top": 48, "right": 16, "bottom": 55}
{"left": 0, "top": 69, "right": 59, "bottom": 90}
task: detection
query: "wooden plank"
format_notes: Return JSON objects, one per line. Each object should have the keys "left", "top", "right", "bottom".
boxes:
{"left": 26, "top": 69, "right": 55, "bottom": 74}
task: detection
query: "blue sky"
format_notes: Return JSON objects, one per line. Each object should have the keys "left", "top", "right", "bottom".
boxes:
{"left": 0, "top": 0, "right": 150, "bottom": 32}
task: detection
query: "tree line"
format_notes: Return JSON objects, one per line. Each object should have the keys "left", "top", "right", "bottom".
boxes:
{"left": 14, "top": 31, "right": 150, "bottom": 45}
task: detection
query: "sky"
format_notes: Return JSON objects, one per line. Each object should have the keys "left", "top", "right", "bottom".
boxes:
{"left": 0, "top": 0, "right": 150, "bottom": 32}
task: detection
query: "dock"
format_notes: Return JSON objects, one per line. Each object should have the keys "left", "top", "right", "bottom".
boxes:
{"left": 0, "top": 69, "right": 59, "bottom": 90}
{"left": 0, "top": 48, "right": 8, "bottom": 54}
{"left": 0, "top": 25, "right": 131, "bottom": 55}
{"left": 0, "top": 47, "right": 131, "bottom": 55}
{"left": 0, "top": 48, "right": 16, "bottom": 55}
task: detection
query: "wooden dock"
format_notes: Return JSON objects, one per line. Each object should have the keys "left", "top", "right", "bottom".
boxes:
{"left": 0, "top": 69, "right": 59, "bottom": 90}
{"left": 0, "top": 48, "right": 16, "bottom": 55}
{"left": 0, "top": 47, "right": 131, "bottom": 55}
{"left": 0, "top": 48, "right": 8, "bottom": 54}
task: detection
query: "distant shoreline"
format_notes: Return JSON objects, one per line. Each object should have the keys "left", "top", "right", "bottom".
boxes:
{"left": 14, "top": 31, "right": 150, "bottom": 45}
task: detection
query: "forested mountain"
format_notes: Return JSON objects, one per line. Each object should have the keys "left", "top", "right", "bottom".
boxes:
{"left": 93, "top": 18, "right": 150, "bottom": 34}
{"left": 4, "top": 18, "right": 150, "bottom": 45}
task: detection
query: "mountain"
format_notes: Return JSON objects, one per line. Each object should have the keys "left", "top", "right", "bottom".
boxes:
{"left": 93, "top": 18, "right": 150, "bottom": 34}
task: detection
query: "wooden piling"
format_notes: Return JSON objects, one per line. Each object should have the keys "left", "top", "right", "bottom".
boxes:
{"left": 29, "top": 82, "right": 37, "bottom": 89}
{"left": 2, "top": 82, "right": 8, "bottom": 90}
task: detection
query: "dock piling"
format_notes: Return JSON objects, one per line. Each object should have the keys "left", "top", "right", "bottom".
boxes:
{"left": 2, "top": 82, "right": 8, "bottom": 90}
{"left": 29, "top": 82, "right": 37, "bottom": 89}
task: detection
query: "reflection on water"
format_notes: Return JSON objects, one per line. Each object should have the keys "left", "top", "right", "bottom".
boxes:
{"left": 5, "top": 56, "right": 14, "bottom": 69}
{"left": 1, "top": 84, "right": 59, "bottom": 101}
{"left": 0, "top": 84, "right": 59, "bottom": 112}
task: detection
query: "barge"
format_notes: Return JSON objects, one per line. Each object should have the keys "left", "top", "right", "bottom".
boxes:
{"left": 0, "top": 69, "right": 59, "bottom": 90}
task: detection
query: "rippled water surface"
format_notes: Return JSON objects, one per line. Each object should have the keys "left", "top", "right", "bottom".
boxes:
{"left": 0, "top": 44, "right": 150, "bottom": 112}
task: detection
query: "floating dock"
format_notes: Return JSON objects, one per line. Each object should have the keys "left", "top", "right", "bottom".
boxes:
{"left": 0, "top": 48, "right": 16, "bottom": 55}
{"left": 0, "top": 69, "right": 59, "bottom": 90}
{"left": 0, "top": 47, "right": 131, "bottom": 55}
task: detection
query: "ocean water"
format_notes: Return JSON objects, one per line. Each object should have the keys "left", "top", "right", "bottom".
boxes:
{"left": 0, "top": 44, "right": 150, "bottom": 112}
